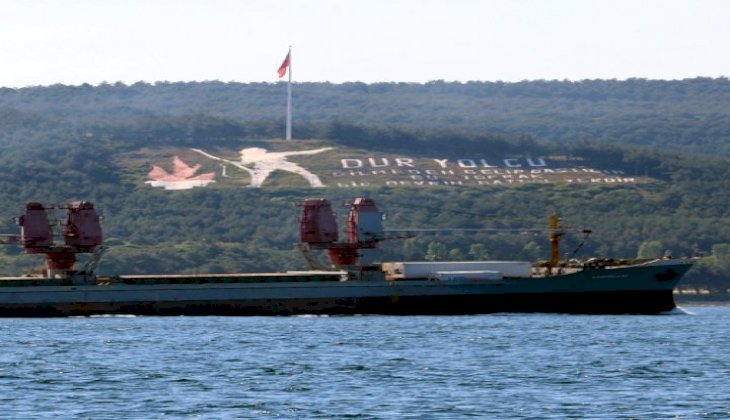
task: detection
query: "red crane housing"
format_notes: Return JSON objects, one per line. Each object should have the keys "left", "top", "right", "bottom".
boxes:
{"left": 298, "top": 197, "right": 384, "bottom": 267}
{"left": 16, "top": 201, "right": 103, "bottom": 278}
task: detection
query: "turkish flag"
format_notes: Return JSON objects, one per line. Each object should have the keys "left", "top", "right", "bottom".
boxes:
{"left": 278, "top": 52, "right": 290, "bottom": 78}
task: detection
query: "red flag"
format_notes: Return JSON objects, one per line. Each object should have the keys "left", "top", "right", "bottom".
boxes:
{"left": 277, "top": 51, "right": 290, "bottom": 78}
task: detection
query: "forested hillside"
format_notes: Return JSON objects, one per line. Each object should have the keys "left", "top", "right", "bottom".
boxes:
{"left": 0, "top": 79, "right": 729, "bottom": 292}
{"left": 2, "top": 78, "right": 729, "bottom": 156}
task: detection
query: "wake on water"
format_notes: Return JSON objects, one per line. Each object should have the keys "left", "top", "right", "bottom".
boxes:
{"left": 669, "top": 305, "right": 695, "bottom": 315}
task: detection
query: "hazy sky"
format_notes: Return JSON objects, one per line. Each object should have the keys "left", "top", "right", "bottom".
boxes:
{"left": 1, "top": 0, "right": 728, "bottom": 87}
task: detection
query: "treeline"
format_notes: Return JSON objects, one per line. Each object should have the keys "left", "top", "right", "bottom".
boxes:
{"left": 1, "top": 78, "right": 730, "bottom": 156}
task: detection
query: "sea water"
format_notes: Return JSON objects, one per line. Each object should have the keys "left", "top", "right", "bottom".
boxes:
{"left": 1, "top": 306, "right": 729, "bottom": 419}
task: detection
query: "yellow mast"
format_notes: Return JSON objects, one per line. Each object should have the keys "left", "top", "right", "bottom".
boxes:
{"left": 548, "top": 214, "right": 563, "bottom": 275}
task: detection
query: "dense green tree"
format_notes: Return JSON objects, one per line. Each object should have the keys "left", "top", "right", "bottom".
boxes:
{"left": 425, "top": 242, "right": 448, "bottom": 262}
{"left": 468, "top": 243, "right": 490, "bottom": 260}
{"left": 521, "top": 241, "right": 542, "bottom": 261}
{"left": 637, "top": 240, "right": 665, "bottom": 259}
{"left": 448, "top": 248, "right": 464, "bottom": 261}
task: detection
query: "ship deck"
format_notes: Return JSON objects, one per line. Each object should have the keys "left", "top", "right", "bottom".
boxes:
{"left": 0, "top": 271, "right": 348, "bottom": 287}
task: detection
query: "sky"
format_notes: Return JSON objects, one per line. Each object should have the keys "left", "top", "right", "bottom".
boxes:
{"left": 1, "top": 0, "right": 728, "bottom": 87}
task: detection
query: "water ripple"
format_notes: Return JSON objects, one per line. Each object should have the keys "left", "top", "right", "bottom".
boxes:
{"left": 0, "top": 308, "right": 728, "bottom": 418}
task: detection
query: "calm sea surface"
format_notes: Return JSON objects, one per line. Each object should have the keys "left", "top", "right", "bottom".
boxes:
{"left": 1, "top": 306, "right": 729, "bottom": 419}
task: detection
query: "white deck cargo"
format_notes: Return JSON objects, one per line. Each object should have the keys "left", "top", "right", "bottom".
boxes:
{"left": 432, "top": 270, "right": 503, "bottom": 281}
{"left": 381, "top": 261, "right": 532, "bottom": 280}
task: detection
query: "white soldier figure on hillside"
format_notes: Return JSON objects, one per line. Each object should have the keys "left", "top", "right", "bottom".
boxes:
{"left": 191, "top": 146, "right": 333, "bottom": 188}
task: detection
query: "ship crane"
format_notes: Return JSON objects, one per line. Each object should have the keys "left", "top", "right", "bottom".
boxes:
{"left": 297, "top": 197, "right": 389, "bottom": 270}
{"left": 297, "top": 197, "right": 591, "bottom": 275}
{"left": 0, "top": 201, "right": 104, "bottom": 281}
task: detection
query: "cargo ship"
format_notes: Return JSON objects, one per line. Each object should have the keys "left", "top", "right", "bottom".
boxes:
{"left": 0, "top": 198, "right": 694, "bottom": 317}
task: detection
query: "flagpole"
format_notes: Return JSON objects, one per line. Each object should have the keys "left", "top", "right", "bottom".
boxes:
{"left": 286, "top": 46, "right": 292, "bottom": 140}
